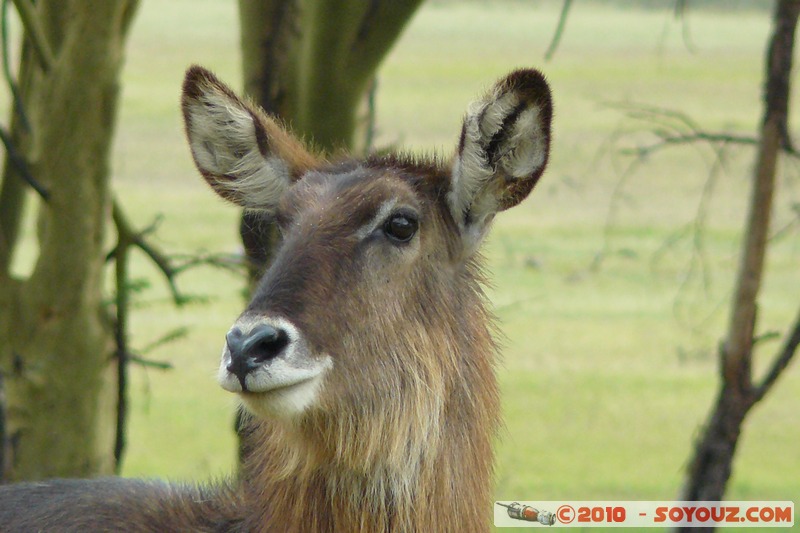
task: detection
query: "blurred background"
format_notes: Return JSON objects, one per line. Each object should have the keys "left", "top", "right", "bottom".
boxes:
{"left": 2, "top": 0, "right": 798, "bottom": 526}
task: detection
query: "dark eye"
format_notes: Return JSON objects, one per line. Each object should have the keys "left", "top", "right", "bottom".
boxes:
{"left": 383, "top": 213, "right": 418, "bottom": 243}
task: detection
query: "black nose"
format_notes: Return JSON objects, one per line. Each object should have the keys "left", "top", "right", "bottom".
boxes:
{"left": 226, "top": 324, "right": 290, "bottom": 390}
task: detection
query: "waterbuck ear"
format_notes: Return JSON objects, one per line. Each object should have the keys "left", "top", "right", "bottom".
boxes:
{"left": 181, "top": 65, "right": 318, "bottom": 210}
{"left": 448, "top": 69, "right": 552, "bottom": 249}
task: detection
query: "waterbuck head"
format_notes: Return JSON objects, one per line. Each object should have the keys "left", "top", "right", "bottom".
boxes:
{"left": 181, "top": 66, "right": 551, "bottom": 486}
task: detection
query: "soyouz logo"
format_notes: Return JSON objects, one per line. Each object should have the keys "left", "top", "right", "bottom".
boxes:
{"left": 493, "top": 501, "right": 794, "bottom": 528}
{"left": 653, "top": 504, "right": 791, "bottom": 525}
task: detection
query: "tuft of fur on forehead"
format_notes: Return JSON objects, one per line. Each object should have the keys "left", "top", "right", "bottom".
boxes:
{"left": 364, "top": 152, "right": 448, "bottom": 179}
{"left": 362, "top": 152, "right": 452, "bottom": 204}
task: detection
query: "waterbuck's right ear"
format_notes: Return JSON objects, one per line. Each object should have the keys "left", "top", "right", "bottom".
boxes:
{"left": 448, "top": 69, "right": 553, "bottom": 252}
{"left": 181, "top": 65, "right": 318, "bottom": 210}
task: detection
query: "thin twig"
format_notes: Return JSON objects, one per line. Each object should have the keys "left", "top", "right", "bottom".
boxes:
{"left": 608, "top": 101, "right": 800, "bottom": 160}
{"left": 0, "top": 371, "right": 5, "bottom": 482}
{"left": 112, "top": 210, "right": 130, "bottom": 473}
{"left": 109, "top": 201, "right": 175, "bottom": 472}
{"left": 363, "top": 77, "right": 377, "bottom": 155}
{"left": 755, "top": 304, "right": 800, "bottom": 402}
{"left": 111, "top": 200, "right": 185, "bottom": 306}
{"left": 544, "top": 0, "right": 573, "bottom": 62}
{"left": 667, "top": 151, "right": 725, "bottom": 331}
{"left": 139, "top": 327, "right": 188, "bottom": 356}
{"left": 768, "top": 203, "right": 800, "bottom": 242}
{"left": 1, "top": 0, "right": 30, "bottom": 131}
{"left": 128, "top": 354, "right": 173, "bottom": 371}
{"left": 590, "top": 154, "right": 641, "bottom": 272}
{"left": 753, "top": 305, "right": 800, "bottom": 403}
{"left": 0, "top": 126, "right": 47, "bottom": 200}
{"left": 620, "top": 133, "right": 760, "bottom": 158}
{"left": 674, "top": 0, "right": 697, "bottom": 54}
{"left": 606, "top": 101, "right": 703, "bottom": 134}
{"left": 171, "top": 252, "right": 247, "bottom": 277}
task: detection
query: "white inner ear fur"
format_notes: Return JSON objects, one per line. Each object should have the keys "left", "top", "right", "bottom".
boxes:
{"left": 448, "top": 86, "right": 546, "bottom": 254}
{"left": 498, "top": 106, "right": 547, "bottom": 179}
{"left": 187, "top": 92, "right": 290, "bottom": 210}
{"left": 449, "top": 91, "right": 523, "bottom": 225}
{"left": 478, "top": 90, "right": 520, "bottom": 140}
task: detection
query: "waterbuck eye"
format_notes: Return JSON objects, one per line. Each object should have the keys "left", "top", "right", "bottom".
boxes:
{"left": 383, "top": 213, "right": 418, "bottom": 243}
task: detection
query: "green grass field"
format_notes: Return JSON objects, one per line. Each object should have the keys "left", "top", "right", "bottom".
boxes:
{"left": 10, "top": 1, "right": 799, "bottom": 529}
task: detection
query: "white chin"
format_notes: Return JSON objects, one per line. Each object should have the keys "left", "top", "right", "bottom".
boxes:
{"left": 240, "top": 374, "right": 325, "bottom": 418}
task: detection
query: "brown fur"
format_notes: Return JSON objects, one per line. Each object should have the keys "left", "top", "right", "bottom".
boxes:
{"left": 0, "top": 66, "right": 552, "bottom": 532}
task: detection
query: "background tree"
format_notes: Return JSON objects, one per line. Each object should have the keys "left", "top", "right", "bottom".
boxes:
{"left": 547, "top": 0, "right": 798, "bottom": 513}
{"left": 679, "top": 0, "right": 800, "bottom": 510}
{"left": 240, "top": 0, "right": 424, "bottom": 151}
{"left": 0, "top": 0, "right": 139, "bottom": 481}
{"left": 565, "top": 0, "right": 800, "bottom": 513}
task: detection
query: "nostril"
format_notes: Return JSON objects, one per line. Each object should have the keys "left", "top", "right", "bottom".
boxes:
{"left": 224, "top": 324, "right": 291, "bottom": 390}
{"left": 242, "top": 324, "right": 290, "bottom": 363}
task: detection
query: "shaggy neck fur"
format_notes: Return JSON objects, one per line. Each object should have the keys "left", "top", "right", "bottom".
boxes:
{"left": 237, "top": 267, "right": 500, "bottom": 533}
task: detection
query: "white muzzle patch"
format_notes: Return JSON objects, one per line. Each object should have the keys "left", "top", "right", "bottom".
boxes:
{"left": 218, "top": 316, "right": 332, "bottom": 417}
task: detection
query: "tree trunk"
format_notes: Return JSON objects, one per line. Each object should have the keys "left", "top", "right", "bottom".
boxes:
{"left": 240, "top": 0, "right": 424, "bottom": 153}
{"left": 678, "top": 0, "right": 799, "bottom": 517}
{"left": 0, "top": 0, "right": 139, "bottom": 481}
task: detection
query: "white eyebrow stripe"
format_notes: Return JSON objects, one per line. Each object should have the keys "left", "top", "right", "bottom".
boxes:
{"left": 354, "top": 198, "right": 398, "bottom": 241}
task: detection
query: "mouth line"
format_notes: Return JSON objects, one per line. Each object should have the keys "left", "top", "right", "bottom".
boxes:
{"left": 239, "top": 375, "right": 317, "bottom": 396}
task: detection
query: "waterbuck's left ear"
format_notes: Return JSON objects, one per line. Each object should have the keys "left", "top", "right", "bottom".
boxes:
{"left": 181, "top": 65, "right": 318, "bottom": 211}
{"left": 448, "top": 69, "right": 552, "bottom": 249}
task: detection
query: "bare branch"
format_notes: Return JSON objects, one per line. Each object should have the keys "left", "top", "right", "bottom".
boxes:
{"left": 769, "top": 201, "right": 800, "bottom": 242}
{"left": 1, "top": 0, "right": 30, "bottom": 132}
{"left": 0, "top": 371, "right": 6, "bottom": 481}
{"left": 111, "top": 200, "right": 185, "bottom": 306}
{"left": 590, "top": 154, "right": 642, "bottom": 272}
{"left": 665, "top": 155, "right": 725, "bottom": 330}
{"left": 110, "top": 200, "right": 246, "bottom": 309}
{"left": 172, "top": 252, "right": 246, "bottom": 277}
{"left": 362, "top": 76, "right": 378, "bottom": 155}
{"left": 544, "top": 0, "right": 573, "bottom": 62}
{"left": 604, "top": 101, "right": 800, "bottom": 159}
{"left": 128, "top": 354, "right": 173, "bottom": 371}
{"left": 138, "top": 327, "right": 188, "bottom": 357}
{"left": 109, "top": 199, "right": 179, "bottom": 472}
{"left": 112, "top": 210, "right": 131, "bottom": 473}
{"left": 674, "top": 0, "right": 697, "bottom": 54}
{"left": 754, "top": 306, "right": 800, "bottom": 402}
{"left": 609, "top": 93, "right": 797, "bottom": 398}
{"left": 619, "top": 133, "right": 761, "bottom": 158}
{"left": 10, "top": 0, "right": 54, "bottom": 72}
{"left": 0, "top": 126, "right": 48, "bottom": 200}
{"left": 606, "top": 101, "right": 703, "bottom": 134}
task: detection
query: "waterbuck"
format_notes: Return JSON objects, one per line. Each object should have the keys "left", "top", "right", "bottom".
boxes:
{"left": 0, "top": 65, "right": 552, "bottom": 532}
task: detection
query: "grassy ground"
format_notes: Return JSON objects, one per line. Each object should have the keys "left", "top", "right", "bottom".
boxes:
{"left": 9, "top": 0, "right": 800, "bottom": 529}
